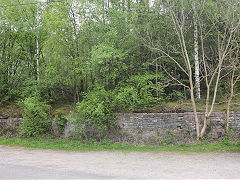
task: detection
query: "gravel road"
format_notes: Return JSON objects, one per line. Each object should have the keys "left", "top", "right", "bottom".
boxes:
{"left": 0, "top": 145, "right": 240, "bottom": 179}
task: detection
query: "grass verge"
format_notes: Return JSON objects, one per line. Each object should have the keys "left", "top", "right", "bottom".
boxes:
{"left": 0, "top": 137, "right": 240, "bottom": 152}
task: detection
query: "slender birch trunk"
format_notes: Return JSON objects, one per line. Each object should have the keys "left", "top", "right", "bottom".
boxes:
{"left": 36, "top": 35, "right": 40, "bottom": 82}
{"left": 192, "top": 0, "right": 200, "bottom": 99}
{"left": 36, "top": 5, "right": 40, "bottom": 82}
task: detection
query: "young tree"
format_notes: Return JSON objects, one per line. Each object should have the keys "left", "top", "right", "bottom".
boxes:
{"left": 141, "top": 0, "right": 239, "bottom": 139}
{"left": 225, "top": 53, "right": 240, "bottom": 133}
{"left": 199, "top": 0, "right": 240, "bottom": 137}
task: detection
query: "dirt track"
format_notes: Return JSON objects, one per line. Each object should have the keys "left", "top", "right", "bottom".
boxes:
{"left": 0, "top": 145, "right": 240, "bottom": 179}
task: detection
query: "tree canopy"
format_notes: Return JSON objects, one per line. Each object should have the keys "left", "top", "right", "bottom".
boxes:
{"left": 0, "top": 0, "right": 239, "bottom": 138}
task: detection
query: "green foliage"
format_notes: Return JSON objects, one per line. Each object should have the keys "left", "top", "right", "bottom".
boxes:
{"left": 0, "top": 0, "right": 239, "bottom": 143}
{"left": 113, "top": 86, "right": 139, "bottom": 111}
{"left": 38, "top": 63, "right": 74, "bottom": 102}
{"left": 20, "top": 96, "right": 51, "bottom": 137}
{"left": 167, "top": 90, "right": 185, "bottom": 102}
{"left": 55, "top": 114, "right": 68, "bottom": 135}
{"left": 113, "top": 74, "right": 164, "bottom": 111}
{"left": 20, "top": 78, "right": 39, "bottom": 99}
{"left": 90, "top": 33, "right": 128, "bottom": 89}
{"left": 76, "top": 85, "right": 115, "bottom": 136}
{"left": 0, "top": 85, "right": 19, "bottom": 104}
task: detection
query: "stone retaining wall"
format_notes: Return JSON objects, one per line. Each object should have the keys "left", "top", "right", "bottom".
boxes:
{"left": 116, "top": 112, "right": 240, "bottom": 138}
{"left": 1, "top": 112, "right": 240, "bottom": 139}
{"left": 0, "top": 116, "right": 22, "bottom": 136}
{"left": 0, "top": 116, "right": 22, "bottom": 127}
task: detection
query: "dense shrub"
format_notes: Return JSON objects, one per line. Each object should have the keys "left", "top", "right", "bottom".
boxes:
{"left": 21, "top": 75, "right": 73, "bottom": 103}
{"left": 0, "top": 82, "right": 20, "bottom": 105}
{"left": 74, "top": 73, "right": 166, "bottom": 139}
{"left": 113, "top": 74, "right": 164, "bottom": 111}
{"left": 20, "top": 96, "right": 51, "bottom": 137}
{"left": 55, "top": 113, "right": 68, "bottom": 135}
{"left": 113, "top": 86, "right": 139, "bottom": 111}
{"left": 167, "top": 90, "right": 185, "bottom": 101}
{"left": 76, "top": 85, "right": 115, "bottom": 139}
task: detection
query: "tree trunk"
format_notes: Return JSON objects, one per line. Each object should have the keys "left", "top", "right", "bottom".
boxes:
{"left": 156, "top": 58, "right": 159, "bottom": 98}
{"left": 189, "top": 75, "right": 200, "bottom": 139}
{"left": 226, "top": 96, "right": 232, "bottom": 133}
{"left": 36, "top": 5, "right": 40, "bottom": 82}
{"left": 73, "top": 71, "right": 80, "bottom": 103}
{"left": 36, "top": 35, "right": 40, "bottom": 82}
{"left": 200, "top": 62, "right": 223, "bottom": 138}
{"left": 192, "top": 0, "right": 200, "bottom": 99}
{"left": 226, "top": 69, "right": 235, "bottom": 133}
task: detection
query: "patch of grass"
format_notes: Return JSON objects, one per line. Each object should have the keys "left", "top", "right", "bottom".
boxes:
{"left": 0, "top": 137, "right": 239, "bottom": 152}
